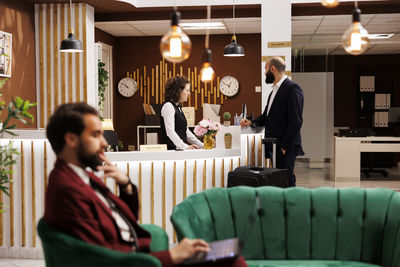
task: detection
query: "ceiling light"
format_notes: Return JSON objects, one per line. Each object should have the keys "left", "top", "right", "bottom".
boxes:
{"left": 60, "top": 0, "right": 83, "bottom": 53}
{"left": 180, "top": 22, "right": 225, "bottom": 30}
{"left": 341, "top": 4, "right": 369, "bottom": 56}
{"left": 160, "top": 7, "right": 192, "bottom": 63}
{"left": 368, "top": 33, "right": 394, "bottom": 39}
{"left": 224, "top": 0, "right": 244, "bottom": 57}
{"left": 321, "top": 0, "right": 340, "bottom": 8}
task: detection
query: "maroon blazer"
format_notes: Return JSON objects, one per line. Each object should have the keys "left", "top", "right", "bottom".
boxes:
{"left": 44, "top": 159, "right": 173, "bottom": 266}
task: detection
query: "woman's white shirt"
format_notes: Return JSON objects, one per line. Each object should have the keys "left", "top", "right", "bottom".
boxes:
{"left": 161, "top": 102, "right": 204, "bottom": 150}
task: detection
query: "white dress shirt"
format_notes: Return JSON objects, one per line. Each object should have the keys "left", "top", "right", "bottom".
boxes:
{"left": 161, "top": 102, "right": 203, "bottom": 150}
{"left": 267, "top": 75, "right": 287, "bottom": 116}
{"left": 67, "top": 163, "right": 133, "bottom": 243}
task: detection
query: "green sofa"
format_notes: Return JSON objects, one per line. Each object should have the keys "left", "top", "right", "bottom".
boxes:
{"left": 170, "top": 187, "right": 400, "bottom": 267}
{"left": 37, "top": 218, "right": 168, "bottom": 267}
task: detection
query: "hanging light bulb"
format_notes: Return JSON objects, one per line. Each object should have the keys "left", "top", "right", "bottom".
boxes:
{"left": 224, "top": 0, "right": 244, "bottom": 57}
{"left": 60, "top": 0, "right": 83, "bottom": 52}
{"left": 321, "top": 0, "right": 339, "bottom": 8}
{"left": 200, "top": 49, "right": 215, "bottom": 82}
{"left": 200, "top": 5, "right": 215, "bottom": 83}
{"left": 160, "top": 8, "right": 191, "bottom": 63}
{"left": 341, "top": 7, "right": 369, "bottom": 55}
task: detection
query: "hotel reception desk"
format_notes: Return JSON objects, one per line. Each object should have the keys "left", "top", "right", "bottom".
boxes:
{"left": 334, "top": 136, "right": 400, "bottom": 182}
{"left": 0, "top": 129, "right": 263, "bottom": 258}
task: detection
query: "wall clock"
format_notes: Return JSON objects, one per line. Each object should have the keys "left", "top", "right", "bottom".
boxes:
{"left": 118, "top": 77, "right": 137, "bottom": 97}
{"left": 219, "top": 76, "right": 239, "bottom": 97}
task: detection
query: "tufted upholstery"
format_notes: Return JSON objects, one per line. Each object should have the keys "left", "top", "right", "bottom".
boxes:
{"left": 171, "top": 187, "right": 400, "bottom": 267}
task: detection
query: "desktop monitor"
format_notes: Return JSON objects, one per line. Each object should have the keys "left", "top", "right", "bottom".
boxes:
{"left": 388, "top": 107, "right": 400, "bottom": 127}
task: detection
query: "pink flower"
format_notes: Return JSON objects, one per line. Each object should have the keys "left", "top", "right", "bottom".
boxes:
{"left": 194, "top": 119, "right": 220, "bottom": 137}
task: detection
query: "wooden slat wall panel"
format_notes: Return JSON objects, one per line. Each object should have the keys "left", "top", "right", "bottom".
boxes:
{"left": 36, "top": 3, "right": 88, "bottom": 127}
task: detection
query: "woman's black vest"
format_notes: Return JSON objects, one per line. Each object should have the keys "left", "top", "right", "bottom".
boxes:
{"left": 160, "top": 102, "right": 188, "bottom": 150}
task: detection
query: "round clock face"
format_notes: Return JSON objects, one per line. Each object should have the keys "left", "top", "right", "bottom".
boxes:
{"left": 118, "top": 77, "right": 137, "bottom": 97}
{"left": 219, "top": 76, "right": 239, "bottom": 97}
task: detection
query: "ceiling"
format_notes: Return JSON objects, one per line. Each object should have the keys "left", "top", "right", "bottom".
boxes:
{"left": 95, "top": 13, "right": 400, "bottom": 55}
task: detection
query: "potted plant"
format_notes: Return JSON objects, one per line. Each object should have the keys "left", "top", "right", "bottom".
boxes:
{"left": 194, "top": 119, "right": 220, "bottom": 149}
{"left": 0, "top": 78, "right": 36, "bottom": 212}
{"left": 223, "top": 112, "right": 231, "bottom": 127}
{"left": 224, "top": 132, "right": 232, "bottom": 149}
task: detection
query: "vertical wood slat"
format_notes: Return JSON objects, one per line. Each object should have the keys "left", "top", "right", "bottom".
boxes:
{"left": 68, "top": 4, "right": 73, "bottom": 103}
{"left": 53, "top": 4, "right": 59, "bottom": 108}
{"left": 151, "top": 162, "right": 154, "bottom": 225}
{"left": 21, "top": 141, "right": 26, "bottom": 247}
{"left": 31, "top": 142, "right": 36, "bottom": 247}
{"left": 82, "top": 4, "right": 87, "bottom": 102}
{"left": 147, "top": 77, "right": 150, "bottom": 104}
{"left": 47, "top": 5, "right": 52, "bottom": 118}
{"left": 75, "top": 4, "right": 81, "bottom": 102}
{"left": 212, "top": 159, "right": 215, "bottom": 188}
{"left": 183, "top": 161, "right": 187, "bottom": 199}
{"left": 193, "top": 160, "right": 197, "bottom": 193}
{"left": 173, "top": 162, "right": 176, "bottom": 243}
{"left": 230, "top": 158, "right": 233, "bottom": 171}
{"left": 162, "top": 162, "right": 166, "bottom": 231}
{"left": 245, "top": 136, "right": 249, "bottom": 165}
{"left": 202, "top": 160, "right": 206, "bottom": 191}
{"left": 220, "top": 159, "right": 224, "bottom": 188}
{"left": 10, "top": 161, "right": 14, "bottom": 246}
{"left": 258, "top": 136, "right": 262, "bottom": 167}
{"left": 60, "top": 5, "right": 66, "bottom": 104}
{"left": 151, "top": 68, "right": 154, "bottom": 97}
{"left": 156, "top": 65, "right": 159, "bottom": 104}
{"left": 39, "top": 5, "right": 45, "bottom": 128}
{"left": 252, "top": 136, "right": 256, "bottom": 166}
{"left": 138, "top": 163, "right": 142, "bottom": 224}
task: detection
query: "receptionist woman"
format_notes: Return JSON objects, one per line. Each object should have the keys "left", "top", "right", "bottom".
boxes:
{"left": 160, "top": 76, "right": 204, "bottom": 150}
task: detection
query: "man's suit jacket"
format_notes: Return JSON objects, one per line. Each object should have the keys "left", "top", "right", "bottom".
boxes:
{"left": 252, "top": 78, "right": 304, "bottom": 156}
{"left": 44, "top": 159, "right": 173, "bottom": 266}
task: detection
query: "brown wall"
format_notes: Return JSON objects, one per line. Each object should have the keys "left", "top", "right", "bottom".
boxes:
{"left": 0, "top": 0, "right": 37, "bottom": 128}
{"left": 113, "top": 34, "right": 261, "bottom": 149}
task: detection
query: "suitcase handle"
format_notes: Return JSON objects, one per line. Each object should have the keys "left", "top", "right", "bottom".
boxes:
{"left": 262, "top": 138, "right": 276, "bottom": 144}
{"left": 249, "top": 167, "right": 264, "bottom": 171}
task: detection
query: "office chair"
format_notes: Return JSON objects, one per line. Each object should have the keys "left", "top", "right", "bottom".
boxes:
{"left": 359, "top": 127, "right": 388, "bottom": 178}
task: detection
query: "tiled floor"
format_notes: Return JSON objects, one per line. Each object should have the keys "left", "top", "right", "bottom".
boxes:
{"left": 2, "top": 160, "right": 400, "bottom": 266}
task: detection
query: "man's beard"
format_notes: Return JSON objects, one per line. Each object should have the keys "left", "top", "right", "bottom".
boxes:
{"left": 77, "top": 140, "right": 103, "bottom": 171}
{"left": 265, "top": 70, "right": 275, "bottom": 84}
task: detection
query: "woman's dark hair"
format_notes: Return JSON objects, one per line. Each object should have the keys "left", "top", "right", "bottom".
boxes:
{"left": 46, "top": 102, "right": 98, "bottom": 154}
{"left": 165, "top": 76, "right": 190, "bottom": 103}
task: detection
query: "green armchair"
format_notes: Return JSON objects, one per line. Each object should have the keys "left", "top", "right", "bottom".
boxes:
{"left": 171, "top": 187, "right": 400, "bottom": 267}
{"left": 37, "top": 218, "right": 168, "bottom": 267}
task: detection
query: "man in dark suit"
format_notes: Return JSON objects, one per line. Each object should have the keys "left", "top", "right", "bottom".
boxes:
{"left": 44, "top": 102, "right": 246, "bottom": 267}
{"left": 241, "top": 57, "right": 304, "bottom": 186}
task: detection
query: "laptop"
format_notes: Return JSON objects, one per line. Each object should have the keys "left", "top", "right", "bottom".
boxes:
{"left": 182, "top": 194, "right": 261, "bottom": 265}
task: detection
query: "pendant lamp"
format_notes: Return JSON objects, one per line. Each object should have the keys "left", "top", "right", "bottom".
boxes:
{"left": 321, "top": 0, "right": 339, "bottom": 8}
{"left": 60, "top": 0, "right": 83, "bottom": 53}
{"left": 341, "top": 2, "right": 369, "bottom": 55}
{"left": 224, "top": 0, "right": 244, "bottom": 57}
{"left": 200, "top": 5, "right": 215, "bottom": 83}
{"left": 160, "top": 7, "right": 191, "bottom": 63}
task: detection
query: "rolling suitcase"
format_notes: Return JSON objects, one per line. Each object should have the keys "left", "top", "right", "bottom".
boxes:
{"left": 227, "top": 138, "right": 290, "bottom": 188}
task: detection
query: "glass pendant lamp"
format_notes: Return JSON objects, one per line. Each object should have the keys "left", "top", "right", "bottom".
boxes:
{"left": 160, "top": 7, "right": 191, "bottom": 63}
{"left": 200, "top": 5, "right": 215, "bottom": 83}
{"left": 60, "top": 0, "right": 83, "bottom": 53}
{"left": 341, "top": 3, "right": 369, "bottom": 55}
{"left": 321, "top": 0, "right": 340, "bottom": 8}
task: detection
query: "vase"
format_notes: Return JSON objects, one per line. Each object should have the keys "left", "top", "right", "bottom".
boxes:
{"left": 224, "top": 135, "right": 232, "bottom": 149}
{"left": 203, "top": 134, "right": 215, "bottom": 149}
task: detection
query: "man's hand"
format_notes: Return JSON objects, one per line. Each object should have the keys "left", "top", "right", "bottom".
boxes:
{"left": 281, "top": 148, "right": 286, "bottom": 156}
{"left": 169, "top": 238, "right": 210, "bottom": 264}
{"left": 240, "top": 118, "right": 252, "bottom": 127}
{"left": 187, "top": 144, "right": 200, "bottom": 149}
{"left": 97, "top": 154, "right": 133, "bottom": 194}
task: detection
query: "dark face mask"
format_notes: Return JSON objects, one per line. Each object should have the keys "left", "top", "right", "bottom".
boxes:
{"left": 265, "top": 68, "right": 275, "bottom": 84}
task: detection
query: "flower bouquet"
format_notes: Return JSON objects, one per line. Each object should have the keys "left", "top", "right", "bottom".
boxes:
{"left": 194, "top": 119, "right": 221, "bottom": 149}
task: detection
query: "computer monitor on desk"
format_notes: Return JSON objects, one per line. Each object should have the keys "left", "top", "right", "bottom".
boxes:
{"left": 388, "top": 107, "right": 400, "bottom": 127}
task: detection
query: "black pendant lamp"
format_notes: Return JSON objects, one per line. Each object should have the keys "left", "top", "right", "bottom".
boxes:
{"left": 224, "top": 0, "right": 244, "bottom": 57}
{"left": 60, "top": 0, "right": 83, "bottom": 53}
